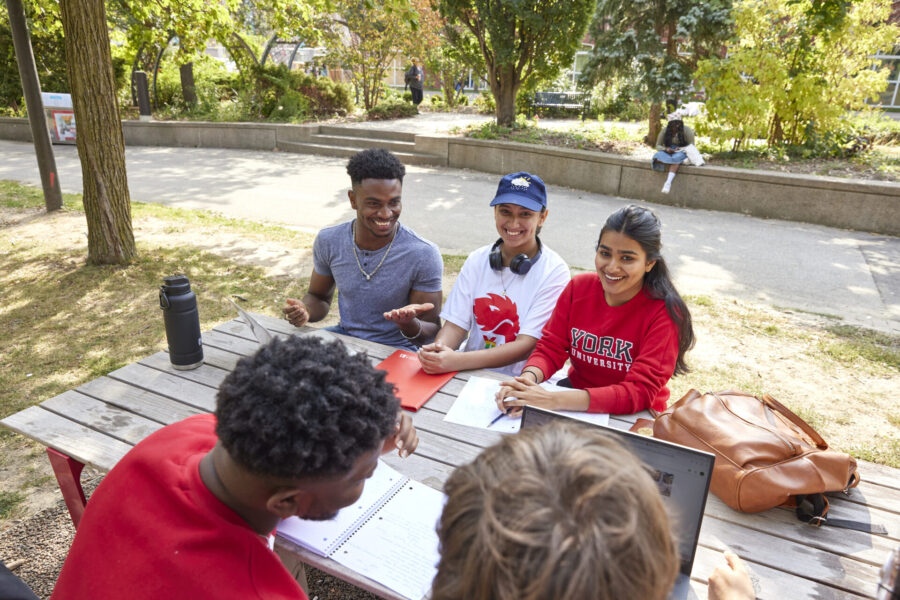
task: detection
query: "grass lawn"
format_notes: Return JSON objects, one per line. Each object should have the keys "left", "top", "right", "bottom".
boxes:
{"left": 1, "top": 179, "right": 898, "bottom": 528}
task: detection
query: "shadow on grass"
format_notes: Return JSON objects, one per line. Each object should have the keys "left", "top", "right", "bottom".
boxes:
{"left": 0, "top": 243, "right": 303, "bottom": 420}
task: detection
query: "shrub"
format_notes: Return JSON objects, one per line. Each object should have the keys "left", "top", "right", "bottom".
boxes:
{"left": 474, "top": 90, "right": 495, "bottom": 114}
{"left": 242, "top": 64, "right": 352, "bottom": 121}
{"left": 367, "top": 98, "right": 418, "bottom": 120}
{"left": 430, "top": 93, "right": 444, "bottom": 105}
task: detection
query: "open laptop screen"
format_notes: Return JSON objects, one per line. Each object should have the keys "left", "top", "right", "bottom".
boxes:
{"left": 520, "top": 406, "right": 715, "bottom": 577}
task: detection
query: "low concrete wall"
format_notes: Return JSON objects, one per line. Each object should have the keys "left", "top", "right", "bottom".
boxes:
{"left": 444, "top": 137, "right": 900, "bottom": 236}
{"left": 0, "top": 117, "right": 34, "bottom": 142}
{"left": 2, "top": 117, "right": 897, "bottom": 235}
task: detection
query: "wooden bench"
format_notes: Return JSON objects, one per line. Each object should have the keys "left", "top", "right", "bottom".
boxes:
{"left": 532, "top": 91, "right": 590, "bottom": 120}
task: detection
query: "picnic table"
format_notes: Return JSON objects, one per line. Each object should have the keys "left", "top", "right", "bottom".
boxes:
{"left": 2, "top": 313, "right": 898, "bottom": 600}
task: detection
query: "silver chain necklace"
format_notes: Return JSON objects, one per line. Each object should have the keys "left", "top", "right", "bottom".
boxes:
{"left": 352, "top": 221, "right": 397, "bottom": 281}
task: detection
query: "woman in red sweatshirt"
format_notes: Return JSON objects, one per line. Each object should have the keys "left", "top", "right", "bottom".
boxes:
{"left": 496, "top": 205, "right": 694, "bottom": 415}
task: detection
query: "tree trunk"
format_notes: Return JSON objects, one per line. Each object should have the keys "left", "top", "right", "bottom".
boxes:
{"left": 645, "top": 102, "right": 663, "bottom": 146}
{"left": 493, "top": 67, "right": 518, "bottom": 127}
{"left": 179, "top": 62, "right": 196, "bottom": 107}
{"left": 59, "top": 0, "right": 136, "bottom": 265}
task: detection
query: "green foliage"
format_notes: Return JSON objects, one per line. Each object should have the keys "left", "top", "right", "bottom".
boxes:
{"left": 324, "top": 0, "right": 411, "bottom": 110}
{"left": 404, "top": 0, "right": 482, "bottom": 109}
{"left": 474, "top": 89, "right": 495, "bottom": 114}
{"left": 366, "top": 97, "right": 418, "bottom": 120}
{"left": 430, "top": 93, "right": 444, "bottom": 105}
{"left": 155, "top": 54, "right": 238, "bottom": 111}
{"left": 241, "top": 64, "right": 352, "bottom": 121}
{"left": 581, "top": 0, "right": 733, "bottom": 141}
{"left": 695, "top": 0, "right": 898, "bottom": 150}
{"left": 438, "top": 0, "right": 595, "bottom": 125}
{"left": 0, "top": 2, "right": 70, "bottom": 114}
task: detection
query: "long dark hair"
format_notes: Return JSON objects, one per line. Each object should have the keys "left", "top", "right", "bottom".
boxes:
{"left": 599, "top": 205, "right": 694, "bottom": 375}
{"left": 662, "top": 120, "right": 686, "bottom": 148}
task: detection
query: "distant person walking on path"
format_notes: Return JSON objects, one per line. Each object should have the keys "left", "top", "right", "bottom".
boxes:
{"left": 405, "top": 60, "right": 424, "bottom": 106}
{"left": 283, "top": 149, "right": 443, "bottom": 350}
{"left": 413, "top": 171, "right": 570, "bottom": 377}
{"left": 652, "top": 119, "right": 695, "bottom": 194}
{"left": 496, "top": 205, "right": 695, "bottom": 416}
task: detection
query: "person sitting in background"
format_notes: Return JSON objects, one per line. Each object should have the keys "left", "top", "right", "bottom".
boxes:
{"left": 497, "top": 204, "right": 694, "bottom": 416}
{"left": 412, "top": 172, "right": 569, "bottom": 377}
{"left": 652, "top": 119, "right": 695, "bottom": 194}
{"left": 52, "top": 336, "right": 418, "bottom": 600}
{"left": 431, "top": 421, "right": 754, "bottom": 600}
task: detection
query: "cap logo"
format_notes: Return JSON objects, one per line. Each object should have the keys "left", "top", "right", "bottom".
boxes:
{"left": 510, "top": 176, "right": 531, "bottom": 190}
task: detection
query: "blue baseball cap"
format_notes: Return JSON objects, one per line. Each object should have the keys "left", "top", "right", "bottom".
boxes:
{"left": 489, "top": 172, "right": 547, "bottom": 212}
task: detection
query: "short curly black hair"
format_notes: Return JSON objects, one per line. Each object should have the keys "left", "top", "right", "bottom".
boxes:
{"left": 215, "top": 335, "right": 399, "bottom": 479}
{"left": 346, "top": 148, "right": 406, "bottom": 185}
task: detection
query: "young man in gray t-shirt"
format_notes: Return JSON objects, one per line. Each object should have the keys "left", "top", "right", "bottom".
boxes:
{"left": 283, "top": 149, "right": 443, "bottom": 350}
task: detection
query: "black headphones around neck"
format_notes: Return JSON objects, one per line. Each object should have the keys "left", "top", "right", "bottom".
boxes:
{"left": 489, "top": 237, "right": 542, "bottom": 275}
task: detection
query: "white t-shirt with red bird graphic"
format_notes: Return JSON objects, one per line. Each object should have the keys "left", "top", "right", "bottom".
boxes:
{"left": 440, "top": 243, "right": 570, "bottom": 376}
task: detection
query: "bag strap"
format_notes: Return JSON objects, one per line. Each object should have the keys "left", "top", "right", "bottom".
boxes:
{"left": 796, "top": 493, "right": 887, "bottom": 534}
{"left": 760, "top": 394, "right": 828, "bottom": 449}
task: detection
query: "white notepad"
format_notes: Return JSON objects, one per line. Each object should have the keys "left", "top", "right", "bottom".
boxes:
{"left": 444, "top": 375, "right": 610, "bottom": 433}
{"left": 277, "top": 461, "right": 445, "bottom": 600}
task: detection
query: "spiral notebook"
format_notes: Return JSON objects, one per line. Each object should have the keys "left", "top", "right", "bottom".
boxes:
{"left": 277, "top": 461, "right": 444, "bottom": 600}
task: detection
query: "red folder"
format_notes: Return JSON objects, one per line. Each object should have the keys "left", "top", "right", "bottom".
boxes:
{"left": 376, "top": 350, "right": 457, "bottom": 411}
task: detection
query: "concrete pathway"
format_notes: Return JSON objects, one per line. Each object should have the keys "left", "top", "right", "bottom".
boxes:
{"left": 1, "top": 132, "right": 898, "bottom": 334}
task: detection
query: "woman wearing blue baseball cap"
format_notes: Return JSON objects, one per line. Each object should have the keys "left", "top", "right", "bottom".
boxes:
{"left": 414, "top": 172, "right": 570, "bottom": 376}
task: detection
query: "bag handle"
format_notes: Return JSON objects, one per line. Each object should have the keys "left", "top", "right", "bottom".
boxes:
{"left": 760, "top": 394, "right": 828, "bottom": 450}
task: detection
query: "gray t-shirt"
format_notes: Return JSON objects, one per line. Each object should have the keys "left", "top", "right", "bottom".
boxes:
{"left": 313, "top": 221, "right": 443, "bottom": 350}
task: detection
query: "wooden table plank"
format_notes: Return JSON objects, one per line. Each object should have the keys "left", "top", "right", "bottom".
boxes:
{"left": 855, "top": 460, "right": 900, "bottom": 492}
{"left": 844, "top": 481, "right": 900, "bottom": 515}
{"left": 412, "top": 407, "right": 505, "bottom": 448}
{"left": 193, "top": 344, "right": 245, "bottom": 371}
{"left": 410, "top": 429, "right": 483, "bottom": 468}
{"left": 76, "top": 376, "right": 204, "bottom": 425}
{"left": 691, "top": 545, "right": 869, "bottom": 600}
{"left": 201, "top": 329, "right": 264, "bottom": 357}
{"left": 106, "top": 363, "right": 217, "bottom": 412}
{"left": 697, "top": 514, "right": 880, "bottom": 596}
{"left": 1, "top": 407, "right": 131, "bottom": 472}
{"left": 140, "top": 351, "right": 231, "bottom": 389}
{"left": 702, "top": 494, "right": 896, "bottom": 566}
{"left": 41, "top": 392, "right": 164, "bottom": 446}
{"left": 826, "top": 495, "right": 900, "bottom": 540}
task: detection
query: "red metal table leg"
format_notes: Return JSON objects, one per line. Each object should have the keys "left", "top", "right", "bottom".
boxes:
{"left": 46, "top": 448, "right": 87, "bottom": 528}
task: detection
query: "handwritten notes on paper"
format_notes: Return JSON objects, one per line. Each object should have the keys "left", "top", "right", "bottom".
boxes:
{"left": 443, "top": 376, "right": 610, "bottom": 433}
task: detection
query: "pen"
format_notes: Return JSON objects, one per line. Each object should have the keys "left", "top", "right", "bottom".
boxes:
{"left": 488, "top": 411, "right": 506, "bottom": 427}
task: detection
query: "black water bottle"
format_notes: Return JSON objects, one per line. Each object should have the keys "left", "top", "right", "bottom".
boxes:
{"left": 159, "top": 275, "right": 203, "bottom": 370}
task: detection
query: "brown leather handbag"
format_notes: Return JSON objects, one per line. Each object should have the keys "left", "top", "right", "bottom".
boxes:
{"left": 651, "top": 389, "right": 874, "bottom": 529}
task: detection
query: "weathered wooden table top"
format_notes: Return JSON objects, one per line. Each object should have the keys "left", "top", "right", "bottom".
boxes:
{"left": 2, "top": 314, "right": 898, "bottom": 600}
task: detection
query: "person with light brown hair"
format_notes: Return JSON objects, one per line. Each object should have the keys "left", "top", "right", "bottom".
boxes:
{"left": 432, "top": 421, "right": 679, "bottom": 600}
{"left": 432, "top": 421, "right": 756, "bottom": 600}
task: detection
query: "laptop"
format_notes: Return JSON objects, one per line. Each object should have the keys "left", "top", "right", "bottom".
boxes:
{"left": 520, "top": 406, "right": 715, "bottom": 600}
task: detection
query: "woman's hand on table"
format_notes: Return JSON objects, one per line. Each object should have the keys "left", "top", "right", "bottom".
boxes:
{"left": 382, "top": 412, "right": 418, "bottom": 458}
{"left": 494, "top": 376, "right": 556, "bottom": 417}
{"left": 417, "top": 342, "right": 459, "bottom": 374}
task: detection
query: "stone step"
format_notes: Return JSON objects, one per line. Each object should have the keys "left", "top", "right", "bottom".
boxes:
{"left": 278, "top": 141, "right": 443, "bottom": 166}
{"left": 318, "top": 125, "right": 415, "bottom": 143}
{"left": 309, "top": 134, "right": 416, "bottom": 153}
